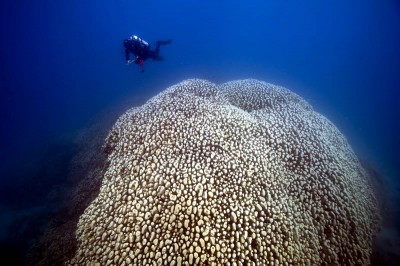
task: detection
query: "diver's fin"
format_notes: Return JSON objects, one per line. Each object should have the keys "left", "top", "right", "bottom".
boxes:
{"left": 156, "top": 40, "right": 172, "bottom": 46}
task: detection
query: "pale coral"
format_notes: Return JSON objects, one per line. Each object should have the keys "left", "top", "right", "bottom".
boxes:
{"left": 68, "top": 79, "right": 379, "bottom": 266}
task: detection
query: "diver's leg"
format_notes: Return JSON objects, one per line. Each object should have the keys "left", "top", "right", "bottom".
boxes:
{"left": 152, "top": 40, "right": 171, "bottom": 60}
{"left": 150, "top": 44, "right": 163, "bottom": 61}
{"left": 152, "top": 50, "right": 164, "bottom": 61}
{"left": 151, "top": 40, "right": 171, "bottom": 61}
{"left": 154, "top": 39, "right": 172, "bottom": 56}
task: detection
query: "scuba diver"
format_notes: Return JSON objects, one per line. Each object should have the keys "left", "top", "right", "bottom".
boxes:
{"left": 123, "top": 35, "right": 171, "bottom": 72}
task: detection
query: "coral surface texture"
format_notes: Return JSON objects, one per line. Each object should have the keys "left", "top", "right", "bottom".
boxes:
{"left": 68, "top": 79, "right": 379, "bottom": 265}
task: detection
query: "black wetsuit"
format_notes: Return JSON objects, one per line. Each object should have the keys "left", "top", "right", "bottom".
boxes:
{"left": 123, "top": 37, "right": 171, "bottom": 72}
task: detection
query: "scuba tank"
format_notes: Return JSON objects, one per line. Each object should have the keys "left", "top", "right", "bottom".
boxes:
{"left": 130, "top": 35, "right": 149, "bottom": 47}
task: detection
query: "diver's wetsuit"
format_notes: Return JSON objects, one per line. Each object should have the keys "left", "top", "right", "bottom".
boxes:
{"left": 124, "top": 35, "right": 171, "bottom": 72}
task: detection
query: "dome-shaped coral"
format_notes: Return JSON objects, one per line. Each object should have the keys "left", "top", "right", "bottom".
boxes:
{"left": 68, "top": 79, "right": 379, "bottom": 265}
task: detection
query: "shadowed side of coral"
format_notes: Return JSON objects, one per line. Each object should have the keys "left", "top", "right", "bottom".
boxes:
{"left": 23, "top": 99, "right": 147, "bottom": 266}
{"left": 24, "top": 124, "right": 108, "bottom": 266}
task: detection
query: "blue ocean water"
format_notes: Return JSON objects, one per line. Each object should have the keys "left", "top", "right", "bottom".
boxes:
{"left": 1, "top": 0, "right": 399, "bottom": 264}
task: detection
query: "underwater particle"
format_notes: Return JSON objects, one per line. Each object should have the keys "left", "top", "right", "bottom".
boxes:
{"left": 67, "top": 79, "right": 380, "bottom": 265}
